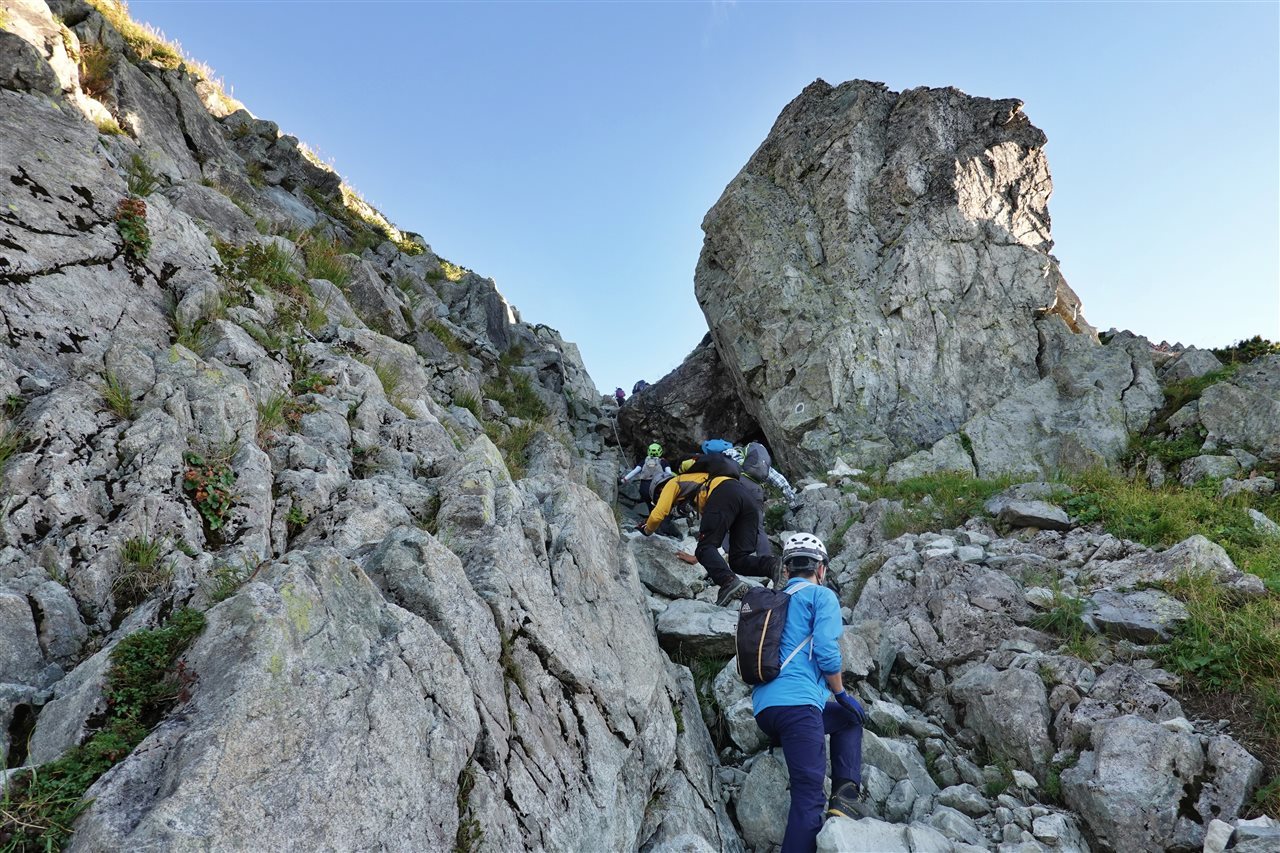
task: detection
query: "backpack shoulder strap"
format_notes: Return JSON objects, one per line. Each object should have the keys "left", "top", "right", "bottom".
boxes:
{"left": 779, "top": 636, "right": 812, "bottom": 671}
{"left": 779, "top": 582, "right": 814, "bottom": 672}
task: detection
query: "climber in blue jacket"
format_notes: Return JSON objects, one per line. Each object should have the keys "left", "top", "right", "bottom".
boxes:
{"left": 753, "top": 532, "right": 866, "bottom": 853}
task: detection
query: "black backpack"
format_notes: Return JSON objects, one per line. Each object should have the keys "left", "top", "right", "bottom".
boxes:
{"left": 684, "top": 452, "right": 741, "bottom": 480}
{"left": 735, "top": 584, "right": 813, "bottom": 685}
{"left": 649, "top": 473, "right": 711, "bottom": 519}
{"left": 742, "top": 441, "right": 772, "bottom": 482}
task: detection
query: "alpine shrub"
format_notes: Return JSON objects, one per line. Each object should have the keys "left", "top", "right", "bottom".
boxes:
{"left": 182, "top": 451, "right": 236, "bottom": 531}
{"left": 116, "top": 197, "right": 151, "bottom": 260}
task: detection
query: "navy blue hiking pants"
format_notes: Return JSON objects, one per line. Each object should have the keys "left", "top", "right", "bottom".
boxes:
{"left": 755, "top": 702, "right": 864, "bottom": 853}
{"left": 695, "top": 478, "right": 774, "bottom": 587}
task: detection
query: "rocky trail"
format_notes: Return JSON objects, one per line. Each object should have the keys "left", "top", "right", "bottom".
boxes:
{"left": 1, "top": 2, "right": 1278, "bottom": 852}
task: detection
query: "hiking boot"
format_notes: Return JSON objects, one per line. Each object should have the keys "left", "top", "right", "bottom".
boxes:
{"left": 826, "top": 782, "right": 870, "bottom": 820}
{"left": 768, "top": 556, "right": 784, "bottom": 589}
{"left": 714, "top": 578, "right": 748, "bottom": 607}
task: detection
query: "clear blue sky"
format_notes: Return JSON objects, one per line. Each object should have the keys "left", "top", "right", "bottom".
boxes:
{"left": 131, "top": 0, "right": 1279, "bottom": 393}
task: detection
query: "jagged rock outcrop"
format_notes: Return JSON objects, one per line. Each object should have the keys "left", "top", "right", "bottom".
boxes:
{"left": 618, "top": 333, "right": 760, "bottom": 457}
{"left": 1198, "top": 355, "right": 1280, "bottom": 463}
{"left": 693, "top": 78, "right": 1160, "bottom": 476}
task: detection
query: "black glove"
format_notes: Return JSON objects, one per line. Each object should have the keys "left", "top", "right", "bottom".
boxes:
{"left": 834, "top": 691, "right": 865, "bottom": 723}
{"left": 635, "top": 523, "right": 651, "bottom": 536}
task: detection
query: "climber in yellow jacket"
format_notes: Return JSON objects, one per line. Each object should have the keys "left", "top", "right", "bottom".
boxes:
{"left": 640, "top": 465, "right": 778, "bottom": 607}
{"left": 641, "top": 472, "right": 729, "bottom": 534}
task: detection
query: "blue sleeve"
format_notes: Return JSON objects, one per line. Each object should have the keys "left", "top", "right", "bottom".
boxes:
{"left": 811, "top": 588, "right": 844, "bottom": 675}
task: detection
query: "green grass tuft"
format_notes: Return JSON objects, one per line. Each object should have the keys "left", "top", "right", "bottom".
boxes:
{"left": 372, "top": 360, "right": 403, "bottom": 401}
{"left": 77, "top": 43, "right": 112, "bottom": 98}
{"left": 1030, "top": 588, "right": 1089, "bottom": 641}
{"left": 453, "top": 391, "right": 482, "bottom": 419}
{"left": 1159, "top": 365, "right": 1238, "bottom": 420}
{"left": 207, "top": 558, "right": 254, "bottom": 603}
{"left": 427, "top": 319, "right": 468, "bottom": 355}
{"left": 1254, "top": 774, "right": 1280, "bottom": 817}
{"left": 484, "top": 421, "right": 540, "bottom": 480}
{"left": 0, "top": 608, "right": 205, "bottom": 850}
{"left": 285, "top": 504, "right": 309, "bottom": 529}
{"left": 256, "top": 393, "right": 289, "bottom": 443}
{"left": 85, "top": 0, "right": 184, "bottom": 69}
{"left": 1065, "top": 469, "right": 1280, "bottom": 575}
{"left": 299, "top": 231, "right": 352, "bottom": 288}
{"left": 1125, "top": 424, "right": 1207, "bottom": 468}
{"left": 482, "top": 373, "right": 548, "bottom": 422}
{"left": 0, "top": 421, "right": 24, "bottom": 492}
{"left": 95, "top": 115, "right": 125, "bottom": 136}
{"left": 115, "top": 534, "right": 171, "bottom": 611}
{"left": 215, "top": 240, "right": 305, "bottom": 300}
{"left": 869, "top": 471, "right": 1019, "bottom": 536}
{"left": 124, "top": 152, "right": 161, "bottom": 197}
{"left": 453, "top": 762, "right": 484, "bottom": 853}
{"left": 1160, "top": 572, "right": 1280, "bottom": 699}
{"left": 99, "top": 370, "right": 135, "bottom": 420}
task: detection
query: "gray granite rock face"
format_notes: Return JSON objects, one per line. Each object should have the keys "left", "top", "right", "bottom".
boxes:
{"left": 1179, "top": 454, "right": 1241, "bottom": 485}
{"left": 816, "top": 816, "right": 913, "bottom": 852}
{"left": 1087, "top": 588, "right": 1188, "bottom": 642}
{"left": 1156, "top": 347, "right": 1222, "bottom": 384}
{"left": 628, "top": 531, "right": 708, "bottom": 599}
{"left": 694, "top": 78, "right": 1158, "bottom": 477}
{"left": 1083, "top": 534, "right": 1264, "bottom": 596}
{"left": 736, "top": 750, "right": 790, "bottom": 851}
{"left": 1198, "top": 355, "right": 1280, "bottom": 462}
{"left": 951, "top": 664, "right": 1053, "bottom": 775}
{"left": 853, "top": 555, "right": 1031, "bottom": 667}
{"left": 0, "top": 2, "right": 732, "bottom": 848}
{"left": 996, "top": 500, "right": 1072, "bottom": 531}
{"left": 618, "top": 333, "right": 762, "bottom": 459}
{"left": 656, "top": 599, "right": 739, "bottom": 658}
{"left": 1062, "top": 715, "right": 1204, "bottom": 853}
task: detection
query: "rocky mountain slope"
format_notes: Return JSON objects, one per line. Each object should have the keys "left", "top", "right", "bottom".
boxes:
{"left": 0, "top": 1, "right": 742, "bottom": 850}
{"left": 2, "top": 2, "right": 1278, "bottom": 852}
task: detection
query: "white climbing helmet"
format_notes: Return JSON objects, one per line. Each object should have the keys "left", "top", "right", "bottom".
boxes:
{"left": 782, "top": 532, "right": 828, "bottom": 565}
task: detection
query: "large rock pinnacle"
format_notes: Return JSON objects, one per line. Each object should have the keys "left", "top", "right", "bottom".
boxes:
{"left": 695, "top": 79, "right": 1138, "bottom": 475}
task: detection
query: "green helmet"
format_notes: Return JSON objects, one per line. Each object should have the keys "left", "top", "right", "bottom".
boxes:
{"left": 647, "top": 443, "right": 662, "bottom": 457}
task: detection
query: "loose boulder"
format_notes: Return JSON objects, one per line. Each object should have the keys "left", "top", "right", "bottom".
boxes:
{"left": 694, "top": 78, "right": 1159, "bottom": 476}
{"left": 1061, "top": 715, "right": 1203, "bottom": 852}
